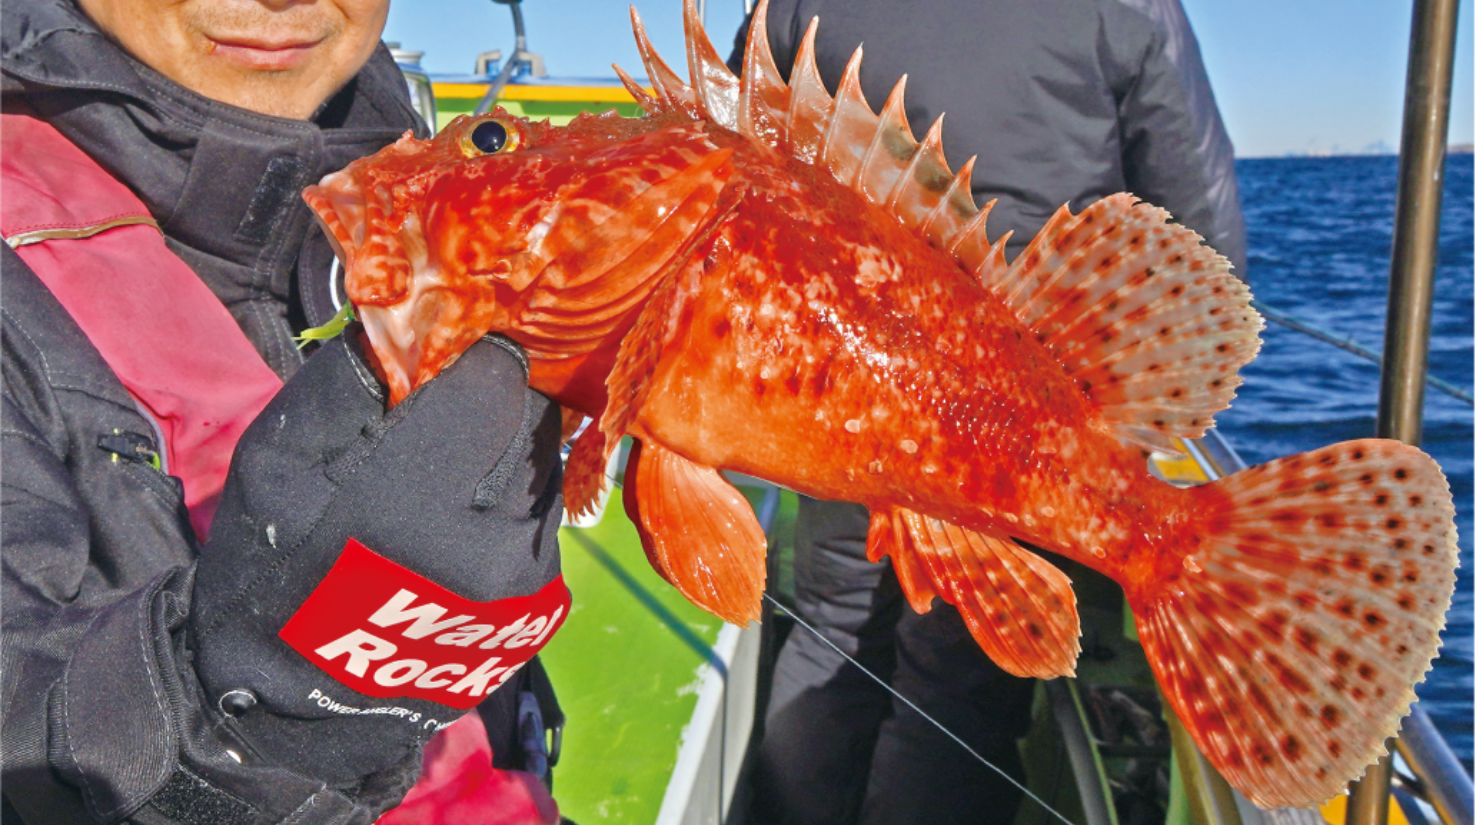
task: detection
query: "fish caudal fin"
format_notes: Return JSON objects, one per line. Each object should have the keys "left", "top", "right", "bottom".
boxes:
{"left": 868, "top": 508, "right": 1080, "bottom": 678}
{"left": 623, "top": 439, "right": 766, "bottom": 624}
{"left": 1131, "top": 439, "right": 1458, "bottom": 808}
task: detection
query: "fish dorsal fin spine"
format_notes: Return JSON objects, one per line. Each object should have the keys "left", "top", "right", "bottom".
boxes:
{"left": 628, "top": 6, "right": 700, "bottom": 119}
{"left": 784, "top": 18, "right": 832, "bottom": 163}
{"left": 736, "top": 0, "right": 790, "bottom": 144}
{"left": 636, "top": 0, "right": 1263, "bottom": 450}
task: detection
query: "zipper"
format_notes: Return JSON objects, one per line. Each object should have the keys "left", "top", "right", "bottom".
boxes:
{"left": 96, "top": 428, "right": 162, "bottom": 470}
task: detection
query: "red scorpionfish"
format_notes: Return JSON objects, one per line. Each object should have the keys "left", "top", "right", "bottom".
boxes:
{"left": 304, "top": 0, "right": 1458, "bottom": 809}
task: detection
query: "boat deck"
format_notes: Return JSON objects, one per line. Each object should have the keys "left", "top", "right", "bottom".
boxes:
{"left": 542, "top": 477, "right": 785, "bottom": 824}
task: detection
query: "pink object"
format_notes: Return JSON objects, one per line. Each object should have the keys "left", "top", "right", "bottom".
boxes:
{"left": 377, "top": 713, "right": 560, "bottom": 825}
{"left": 1, "top": 112, "right": 284, "bottom": 539}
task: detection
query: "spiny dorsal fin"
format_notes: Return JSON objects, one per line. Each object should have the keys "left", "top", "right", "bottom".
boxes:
{"left": 629, "top": 6, "right": 699, "bottom": 119}
{"left": 785, "top": 17, "right": 832, "bottom": 163}
{"left": 857, "top": 76, "right": 919, "bottom": 203}
{"left": 888, "top": 117, "right": 950, "bottom": 226}
{"left": 682, "top": 0, "right": 740, "bottom": 128}
{"left": 633, "top": 3, "right": 1259, "bottom": 449}
{"left": 817, "top": 48, "right": 877, "bottom": 189}
{"left": 627, "top": 0, "right": 986, "bottom": 258}
{"left": 736, "top": 0, "right": 791, "bottom": 147}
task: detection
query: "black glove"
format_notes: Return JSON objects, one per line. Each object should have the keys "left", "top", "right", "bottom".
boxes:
{"left": 187, "top": 333, "right": 566, "bottom": 798}
{"left": 33, "top": 334, "right": 566, "bottom": 825}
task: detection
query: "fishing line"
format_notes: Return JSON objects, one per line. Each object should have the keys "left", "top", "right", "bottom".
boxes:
{"left": 764, "top": 594, "right": 1084, "bottom": 825}
{"left": 1253, "top": 299, "right": 1474, "bottom": 406}
{"left": 594, "top": 469, "right": 1081, "bottom": 825}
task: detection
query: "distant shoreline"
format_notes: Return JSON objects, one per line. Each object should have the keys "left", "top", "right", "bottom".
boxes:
{"left": 1238, "top": 143, "right": 1474, "bottom": 159}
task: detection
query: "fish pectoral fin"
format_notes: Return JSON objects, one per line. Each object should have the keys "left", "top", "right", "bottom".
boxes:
{"left": 623, "top": 438, "right": 766, "bottom": 625}
{"left": 559, "top": 409, "right": 587, "bottom": 445}
{"left": 869, "top": 508, "right": 1080, "bottom": 679}
{"left": 563, "top": 425, "right": 611, "bottom": 520}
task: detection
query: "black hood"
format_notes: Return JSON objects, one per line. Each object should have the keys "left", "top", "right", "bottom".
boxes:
{"left": 1, "top": 0, "right": 427, "bottom": 376}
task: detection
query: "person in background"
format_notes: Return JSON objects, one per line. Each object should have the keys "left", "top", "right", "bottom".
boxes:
{"left": 1, "top": 0, "right": 565, "bottom": 822}
{"left": 728, "top": 1, "right": 1247, "bottom": 823}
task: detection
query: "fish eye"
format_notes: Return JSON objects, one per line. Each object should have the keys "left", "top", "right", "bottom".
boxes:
{"left": 460, "top": 117, "right": 520, "bottom": 157}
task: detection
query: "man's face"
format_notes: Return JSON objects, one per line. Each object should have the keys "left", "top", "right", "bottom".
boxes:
{"left": 77, "top": 0, "right": 391, "bottom": 120}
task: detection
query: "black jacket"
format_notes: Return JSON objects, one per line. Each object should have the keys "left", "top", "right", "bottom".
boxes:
{"left": 0, "top": 1, "right": 546, "bottom": 822}
{"left": 730, "top": 0, "right": 1248, "bottom": 277}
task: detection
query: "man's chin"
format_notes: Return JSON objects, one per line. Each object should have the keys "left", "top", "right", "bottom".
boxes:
{"left": 187, "top": 69, "right": 337, "bottom": 120}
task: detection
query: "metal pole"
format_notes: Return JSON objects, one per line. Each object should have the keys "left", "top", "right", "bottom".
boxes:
{"left": 1395, "top": 705, "right": 1475, "bottom": 825}
{"left": 1347, "top": 0, "right": 1459, "bottom": 820}
{"left": 1374, "top": 0, "right": 1460, "bottom": 446}
{"left": 475, "top": 0, "right": 527, "bottom": 116}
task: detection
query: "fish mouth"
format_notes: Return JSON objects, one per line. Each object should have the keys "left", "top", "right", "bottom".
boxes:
{"left": 303, "top": 161, "right": 428, "bottom": 402}
{"left": 303, "top": 168, "right": 365, "bottom": 281}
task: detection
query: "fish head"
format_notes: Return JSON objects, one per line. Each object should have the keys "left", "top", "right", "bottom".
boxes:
{"left": 304, "top": 107, "right": 733, "bottom": 406}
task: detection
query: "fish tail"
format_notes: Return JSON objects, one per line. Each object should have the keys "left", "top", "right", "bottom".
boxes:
{"left": 1128, "top": 439, "right": 1457, "bottom": 808}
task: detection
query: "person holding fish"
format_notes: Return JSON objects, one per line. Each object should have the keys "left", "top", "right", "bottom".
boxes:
{"left": 303, "top": 0, "right": 1455, "bottom": 817}
{"left": 0, "top": 0, "right": 566, "bottom": 822}
{"left": 724, "top": 1, "right": 1248, "bottom": 822}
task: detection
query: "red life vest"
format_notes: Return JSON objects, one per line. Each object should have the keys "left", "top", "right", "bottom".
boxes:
{"left": 1, "top": 112, "right": 284, "bottom": 539}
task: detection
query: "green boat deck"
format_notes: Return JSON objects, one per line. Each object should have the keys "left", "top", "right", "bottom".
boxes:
{"left": 542, "top": 477, "right": 785, "bottom": 825}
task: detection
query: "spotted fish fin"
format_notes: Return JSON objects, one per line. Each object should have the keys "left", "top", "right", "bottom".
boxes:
{"left": 998, "top": 195, "right": 1261, "bottom": 454}
{"left": 623, "top": 438, "right": 767, "bottom": 624}
{"left": 868, "top": 508, "right": 1080, "bottom": 679}
{"left": 1134, "top": 440, "right": 1457, "bottom": 808}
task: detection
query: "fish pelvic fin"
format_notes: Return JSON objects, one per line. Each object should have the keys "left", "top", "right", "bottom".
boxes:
{"left": 868, "top": 508, "right": 1080, "bottom": 679}
{"left": 623, "top": 438, "right": 766, "bottom": 624}
{"left": 1002, "top": 194, "right": 1262, "bottom": 454}
{"left": 1131, "top": 439, "right": 1458, "bottom": 808}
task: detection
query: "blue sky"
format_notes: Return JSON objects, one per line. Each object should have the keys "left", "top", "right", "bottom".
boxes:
{"left": 385, "top": 0, "right": 1473, "bottom": 158}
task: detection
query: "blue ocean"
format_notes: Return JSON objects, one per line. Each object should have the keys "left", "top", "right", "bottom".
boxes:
{"left": 1222, "top": 153, "right": 1473, "bottom": 767}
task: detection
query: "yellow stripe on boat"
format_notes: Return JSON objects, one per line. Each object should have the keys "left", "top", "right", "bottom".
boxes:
{"left": 431, "top": 81, "right": 654, "bottom": 130}
{"left": 433, "top": 83, "right": 650, "bottom": 103}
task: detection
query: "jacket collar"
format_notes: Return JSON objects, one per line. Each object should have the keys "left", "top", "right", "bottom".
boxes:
{"left": 2, "top": 0, "right": 423, "bottom": 376}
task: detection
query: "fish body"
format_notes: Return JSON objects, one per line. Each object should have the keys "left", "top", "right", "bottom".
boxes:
{"left": 623, "top": 129, "right": 1169, "bottom": 578}
{"left": 303, "top": 0, "right": 1458, "bottom": 809}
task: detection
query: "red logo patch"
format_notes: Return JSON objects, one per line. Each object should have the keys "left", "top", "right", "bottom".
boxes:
{"left": 279, "top": 539, "right": 570, "bottom": 710}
